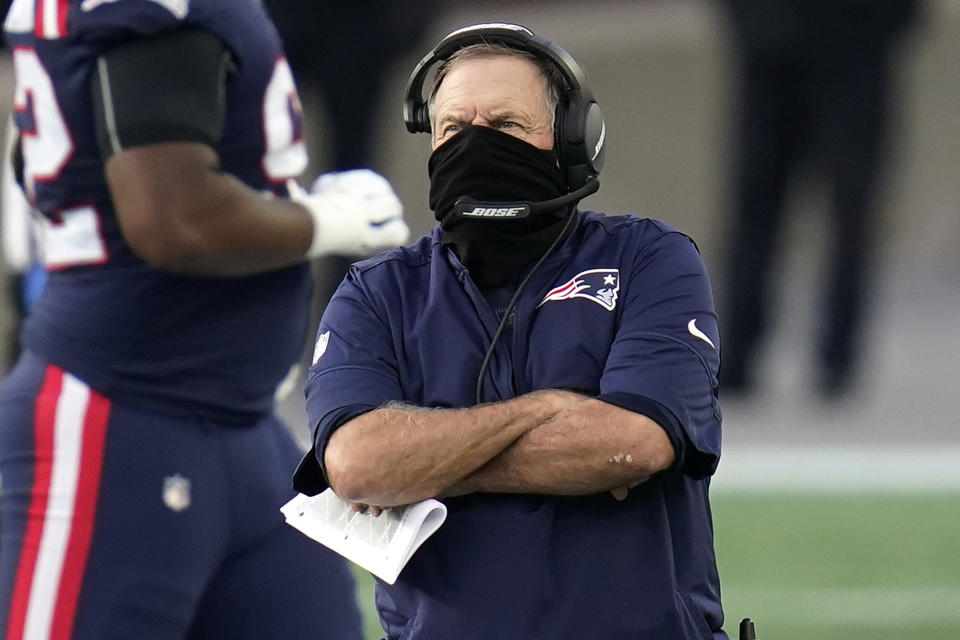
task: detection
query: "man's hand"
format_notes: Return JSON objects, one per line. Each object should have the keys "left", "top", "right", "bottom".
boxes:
{"left": 350, "top": 502, "right": 384, "bottom": 517}
{"left": 289, "top": 169, "right": 409, "bottom": 258}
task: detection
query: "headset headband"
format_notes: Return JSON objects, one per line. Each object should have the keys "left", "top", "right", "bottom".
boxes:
{"left": 403, "top": 23, "right": 590, "bottom": 134}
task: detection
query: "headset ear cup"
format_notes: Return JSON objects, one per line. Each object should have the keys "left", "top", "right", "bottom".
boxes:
{"left": 416, "top": 102, "right": 432, "bottom": 133}
{"left": 583, "top": 101, "right": 606, "bottom": 175}
{"left": 559, "top": 90, "right": 591, "bottom": 189}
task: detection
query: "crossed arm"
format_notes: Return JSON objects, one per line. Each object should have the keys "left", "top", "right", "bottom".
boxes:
{"left": 323, "top": 389, "right": 676, "bottom": 508}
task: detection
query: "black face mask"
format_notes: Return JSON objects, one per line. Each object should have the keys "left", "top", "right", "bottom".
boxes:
{"left": 428, "top": 126, "right": 571, "bottom": 288}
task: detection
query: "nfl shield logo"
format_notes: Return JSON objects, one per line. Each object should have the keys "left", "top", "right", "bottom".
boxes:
{"left": 163, "top": 474, "right": 191, "bottom": 512}
{"left": 312, "top": 331, "right": 330, "bottom": 365}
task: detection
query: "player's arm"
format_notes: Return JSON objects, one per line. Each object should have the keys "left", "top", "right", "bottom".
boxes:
{"left": 323, "top": 390, "right": 585, "bottom": 508}
{"left": 442, "top": 397, "right": 675, "bottom": 499}
{"left": 105, "top": 142, "right": 314, "bottom": 275}
{"left": 94, "top": 29, "right": 406, "bottom": 276}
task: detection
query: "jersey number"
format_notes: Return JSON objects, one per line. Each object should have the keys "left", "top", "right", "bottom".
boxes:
{"left": 262, "top": 58, "right": 307, "bottom": 181}
{"left": 11, "top": 49, "right": 306, "bottom": 268}
{"left": 12, "top": 47, "right": 72, "bottom": 199}
{"left": 11, "top": 47, "right": 104, "bottom": 268}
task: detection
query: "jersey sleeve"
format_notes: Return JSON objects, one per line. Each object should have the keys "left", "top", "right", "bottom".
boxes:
{"left": 599, "top": 228, "right": 722, "bottom": 479}
{"left": 91, "top": 29, "right": 232, "bottom": 155}
{"left": 293, "top": 266, "right": 405, "bottom": 495}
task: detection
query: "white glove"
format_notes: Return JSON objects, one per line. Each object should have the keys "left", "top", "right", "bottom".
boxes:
{"left": 288, "top": 169, "right": 409, "bottom": 258}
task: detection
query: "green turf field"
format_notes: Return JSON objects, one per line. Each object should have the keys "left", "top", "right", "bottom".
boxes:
{"left": 350, "top": 492, "right": 960, "bottom": 639}
{"left": 715, "top": 493, "right": 960, "bottom": 640}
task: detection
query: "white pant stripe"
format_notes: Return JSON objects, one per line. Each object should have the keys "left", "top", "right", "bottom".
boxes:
{"left": 41, "top": 0, "right": 61, "bottom": 39}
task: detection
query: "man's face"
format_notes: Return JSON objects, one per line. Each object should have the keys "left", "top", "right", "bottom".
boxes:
{"left": 431, "top": 54, "right": 554, "bottom": 151}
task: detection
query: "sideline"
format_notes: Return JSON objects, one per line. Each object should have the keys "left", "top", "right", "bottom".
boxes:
{"left": 724, "top": 585, "right": 960, "bottom": 627}
{"left": 712, "top": 445, "right": 960, "bottom": 494}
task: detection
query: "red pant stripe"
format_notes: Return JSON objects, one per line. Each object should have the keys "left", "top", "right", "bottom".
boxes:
{"left": 5, "top": 365, "right": 61, "bottom": 640}
{"left": 4, "top": 367, "right": 110, "bottom": 640}
{"left": 50, "top": 387, "right": 110, "bottom": 639}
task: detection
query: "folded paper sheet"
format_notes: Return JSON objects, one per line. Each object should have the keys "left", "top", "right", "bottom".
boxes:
{"left": 281, "top": 489, "right": 447, "bottom": 584}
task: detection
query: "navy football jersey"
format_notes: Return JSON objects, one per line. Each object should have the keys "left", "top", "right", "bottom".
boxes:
{"left": 3, "top": 0, "right": 311, "bottom": 420}
{"left": 301, "top": 211, "right": 727, "bottom": 639}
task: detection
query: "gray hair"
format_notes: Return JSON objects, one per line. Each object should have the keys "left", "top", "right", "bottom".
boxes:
{"left": 427, "top": 42, "right": 564, "bottom": 133}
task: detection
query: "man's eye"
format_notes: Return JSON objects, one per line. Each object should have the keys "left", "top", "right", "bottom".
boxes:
{"left": 440, "top": 123, "right": 462, "bottom": 136}
{"left": 500, "top": 122, "right": 518, "bottom": 130}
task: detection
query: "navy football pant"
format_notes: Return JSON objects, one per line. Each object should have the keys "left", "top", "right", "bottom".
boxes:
{"left": 0, "top": 352, "right": 361, "bottom": 639}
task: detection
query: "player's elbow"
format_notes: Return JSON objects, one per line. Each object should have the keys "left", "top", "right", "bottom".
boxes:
{"left": 324, "top": 434, "right": 380, "bottom": 504}
{"left": 640, "top": 427, "right": 676, "bottom": 476}
{"left": 618, "top": 425, "right": 676, "bottom": 481}
{"left": 647, "top": 440, "right": 676, "bottom": 475}
{"left": 122, "top": 215, "right": 212, "bottom": 274}
{"left": 325, "top": 463, "right": 369, "bottom": 504}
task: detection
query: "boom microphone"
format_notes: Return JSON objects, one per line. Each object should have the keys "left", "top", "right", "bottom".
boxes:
{"left": 453, "top": 177, "right": 600, "bottom": 219}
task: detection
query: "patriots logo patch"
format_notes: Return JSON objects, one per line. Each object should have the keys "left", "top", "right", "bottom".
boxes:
{"left": 539, "top": 268, "right": 620, "bottom": 311}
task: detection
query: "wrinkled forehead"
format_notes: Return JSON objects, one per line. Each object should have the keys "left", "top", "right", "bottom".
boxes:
{"left": 431, "top": 46, "right": 554, "bottom": 103}
{"left": 437, "top": 54, "right": 547, "bottom": 98}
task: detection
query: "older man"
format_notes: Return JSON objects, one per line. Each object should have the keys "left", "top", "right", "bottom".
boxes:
{"left": 295, "top": 23, "right": 727, "bottom": 639}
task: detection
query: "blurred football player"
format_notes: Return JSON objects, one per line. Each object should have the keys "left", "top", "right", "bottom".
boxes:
{"left": 0, "top": 0, "right": 408, "bottom": 638}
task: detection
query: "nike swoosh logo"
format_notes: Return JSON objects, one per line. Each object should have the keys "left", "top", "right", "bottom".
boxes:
{"left": 688, "top": 319, "right": 716, "bottom": 349}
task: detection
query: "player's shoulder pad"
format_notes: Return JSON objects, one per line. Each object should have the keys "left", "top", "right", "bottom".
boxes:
{"left": 80, "top": 0, "right": 189, "bottom": 19}
{"left": 71, "top": 0, "right": 188, "bottom": 43}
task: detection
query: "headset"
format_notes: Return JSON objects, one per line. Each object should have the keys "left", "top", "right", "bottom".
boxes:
{"left": 403, "top": 23, "right": 606, "bottom": 196}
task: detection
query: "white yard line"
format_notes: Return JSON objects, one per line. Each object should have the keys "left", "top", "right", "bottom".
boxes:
{"left": 726, "top": 586, "right": 960, "bottom": 627}
{"left": 712, "top": 445, "right": 960, "bottom": 494}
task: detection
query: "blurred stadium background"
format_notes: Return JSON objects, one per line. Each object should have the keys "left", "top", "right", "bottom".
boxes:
{"left": 2, "top": 1, "right": 958, "bottom": 638}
